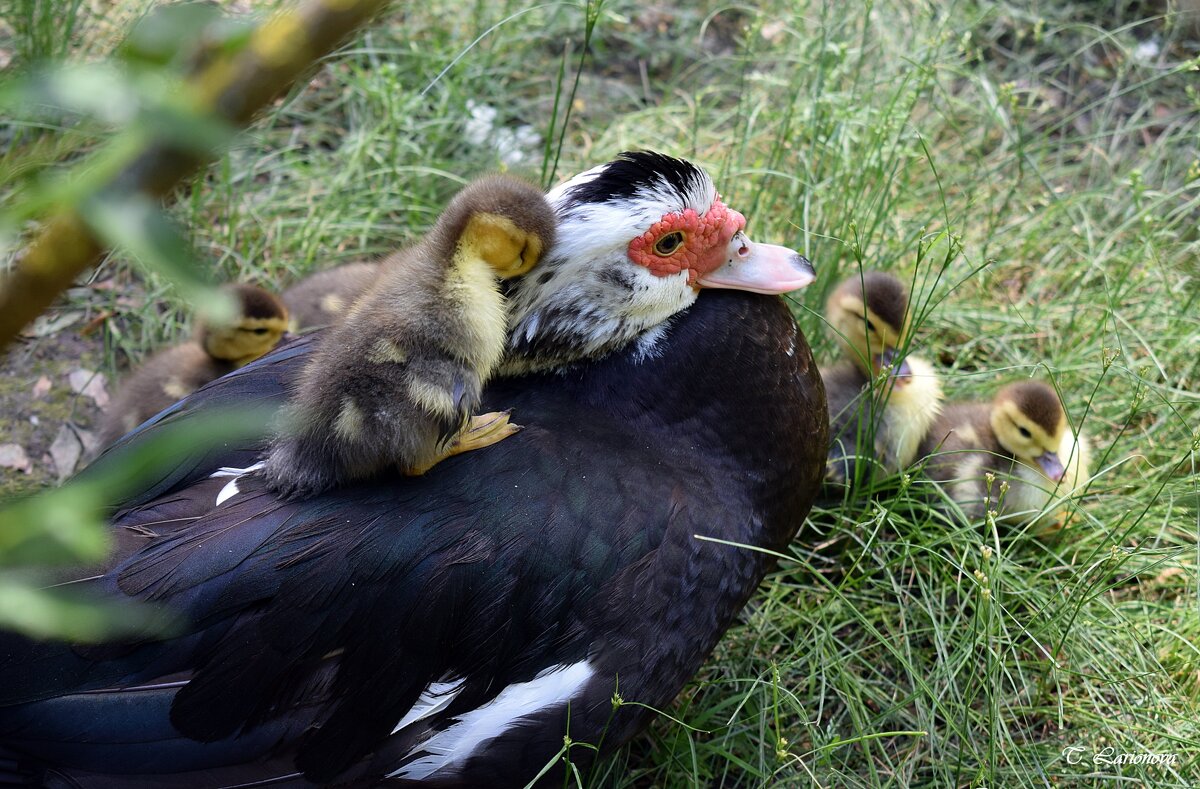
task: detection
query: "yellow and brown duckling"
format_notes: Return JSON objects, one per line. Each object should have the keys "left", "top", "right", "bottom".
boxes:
{"left": 821, "top": 271, "right": 943, "bottom": 484}
{"left": 918, "top": 380, "right": 1090, "bottom": 527}
{"left": 97, "top": 284, "right": 289, "bottom": 448}
{"left": 261, "top": 174, "right": 556, "bottom": 500}
{"left": 281, "top": 261, "right": 380, "bottom": 331}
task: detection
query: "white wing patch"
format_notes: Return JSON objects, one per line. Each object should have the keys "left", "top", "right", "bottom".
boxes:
{"left": 391, "top": 678, "right": 467, "bottom": 734}
{"left": 210, "top": 461, "right": 266, "bottom": 506}
{"left": 390, "top": 660, "right": 595, "bottom": 780}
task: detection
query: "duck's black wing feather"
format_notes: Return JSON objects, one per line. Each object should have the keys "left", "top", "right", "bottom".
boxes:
{"left": 0, "top": 290, "right": 827, "bottom": 787}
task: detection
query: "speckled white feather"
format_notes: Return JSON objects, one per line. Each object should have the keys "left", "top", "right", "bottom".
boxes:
{"left": 504, "top": 160, "right": 718, "bottom": 371}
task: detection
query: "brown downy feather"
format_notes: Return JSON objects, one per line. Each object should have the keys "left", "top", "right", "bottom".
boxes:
{"left": 282, "top": 261, "right": 380, "bottom": 331}
{"left": 262, "top": 175, "right": 556, "bottom": 500}
{"left": 827, "top": 271, "right": 909, "bottom": 344}
{"left": 821, "top": 271, "right": 942, "bottom": 483}
{"left": 918, "top": 382, "right": 1071, "bottom": 524}
{"left": 97, "top": 284, "right": 289, "bottom": 449}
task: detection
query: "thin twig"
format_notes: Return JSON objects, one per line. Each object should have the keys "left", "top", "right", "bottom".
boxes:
{"left": 0, "top": 0, "right": 392, "bottom": 352}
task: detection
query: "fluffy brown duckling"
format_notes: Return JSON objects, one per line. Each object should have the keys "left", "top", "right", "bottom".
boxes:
{"left": 282, "top": 261, "right": 380, "bottom": 331}
{"left": 821, "top": 271, "right": 943, "bottom": 484}
{"left": 918, "top": 380, "right": 1091, "bottom": 527}
{"left": 97, "top": 284, "right": 288, "bottom": 448}
{"left": 262, "top": 174, "right": 556, "bottom": 500}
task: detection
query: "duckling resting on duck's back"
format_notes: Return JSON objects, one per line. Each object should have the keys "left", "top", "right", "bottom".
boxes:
{"left": 262, "top": 175, "right": 556, "bottom": 499}
{"left": 821, "top": 271, "right": 943, "bottom": 485}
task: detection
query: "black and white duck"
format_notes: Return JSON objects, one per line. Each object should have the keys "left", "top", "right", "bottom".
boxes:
{"left": 0, "top": 151, "right": 827, "bottom": 788}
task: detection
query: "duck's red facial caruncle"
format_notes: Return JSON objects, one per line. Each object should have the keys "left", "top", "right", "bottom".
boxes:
{"left": 626, "top": 197, "right": 747, "bottom": 285}
{"left": 625, "top": 196, "right": 814, "bottom": 295}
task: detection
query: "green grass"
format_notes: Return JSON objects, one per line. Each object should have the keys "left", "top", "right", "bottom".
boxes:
{"left": 3, "top": 0, "right": 1200, "bottom": 785}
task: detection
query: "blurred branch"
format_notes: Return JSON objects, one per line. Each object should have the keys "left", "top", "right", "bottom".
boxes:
{"left": 0, "top": 0, "right": 391, "bottom": 353}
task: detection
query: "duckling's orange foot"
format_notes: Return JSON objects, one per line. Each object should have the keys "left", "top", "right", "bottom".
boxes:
{"left": 407, "top": 410, "right": 523, "bottom": 476}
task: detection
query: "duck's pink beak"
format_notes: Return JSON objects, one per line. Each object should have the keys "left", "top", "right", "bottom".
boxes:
{"left": 696, "top": 232, "right": 815, "bottom": 295}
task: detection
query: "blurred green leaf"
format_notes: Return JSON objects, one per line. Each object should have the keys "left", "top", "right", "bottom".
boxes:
{"left": 119, "top": 2, "right": 228, "bottom": 67}
{"left": 0, "top": 64, "right": 236, "bottom": 234}
{"left": 0, "top": 483, "right": 109, "bottom": 566}
{"left": 118, "top": 2, "right": 257, "bottom": 74}
{"left": 12, "top": 63, "right": 141, "bottom": 125}
{"left": 0, "top": 404, "right": 277, "bottom": 640}
{"left": 0, "top": 577, "right": 179, "bottom": 642}
{"left": 0, "top": 404, "right": 277, "bottom": 567}
{"left": 0, "top": 64, "right": 237, "bottom": 149}
{"left": 80, "top": 403, "right": 281, "bottom": 507}
{"left": 79, "top": 192, "right": 235, "bottom": 324}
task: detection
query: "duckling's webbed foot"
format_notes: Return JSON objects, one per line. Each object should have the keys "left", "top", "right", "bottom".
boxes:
{"left": 406, "top": 410, "right": 523, "bottom": 476}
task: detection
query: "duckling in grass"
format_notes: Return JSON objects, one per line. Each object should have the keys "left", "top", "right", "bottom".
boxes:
{"left": 98, "top": 284, "right": 288, "bottom": 448}
{"left": 821, "top": 271, "right": 944, "bottom": 485}
{"left": 282, "top": 261, "right": 379, "bottom": 331}
{"left": 918, "top": 380, "right": 1091, "bottom": 528}
{"left": 262, "top": 174, "right": 556, "bottom": 500}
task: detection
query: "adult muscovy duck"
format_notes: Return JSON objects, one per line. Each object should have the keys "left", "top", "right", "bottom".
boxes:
{"left": 0, "top": 151, "right": 828, "bottom": 787}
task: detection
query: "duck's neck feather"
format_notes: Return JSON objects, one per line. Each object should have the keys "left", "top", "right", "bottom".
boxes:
{"left": 511, "top": 291, "right": 827, "bottom": 551}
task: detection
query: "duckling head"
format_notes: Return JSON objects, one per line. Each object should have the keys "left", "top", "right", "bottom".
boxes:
{"left": 989, "top": 381, "right": 1068, "bottom": 482}
{"left": 433, "top": 175, "right": 557, "bottom": 280}
{"left": 504, "top": 151, "right": 816, "bottom": 372}
{"left": 826, "top": 271, "right": 914, "bottom": 385}
{"left": 199, "top": 284, "right": 289, "bottom": 367}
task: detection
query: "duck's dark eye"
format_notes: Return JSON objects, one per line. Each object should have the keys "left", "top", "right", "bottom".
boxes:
{"left": 1018, "top": 425, "right": 1032, "bottom": 439}
{"left": 653, "top": 231, "right": 685, "bottom": 256}
{"left": 250, "top": 327, "right": 271, "bottom": 336}
{"left": 865, "top": 319, "right": 877, "bottom": 333}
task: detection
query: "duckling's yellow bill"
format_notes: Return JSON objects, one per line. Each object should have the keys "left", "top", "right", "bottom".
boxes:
{"left": 696, "top": 236, "right": 815, "bottom": 295}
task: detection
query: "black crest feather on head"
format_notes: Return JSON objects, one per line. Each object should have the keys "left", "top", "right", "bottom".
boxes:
{"left": 560, "top": 150, "right": 709, "bottom": 209}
